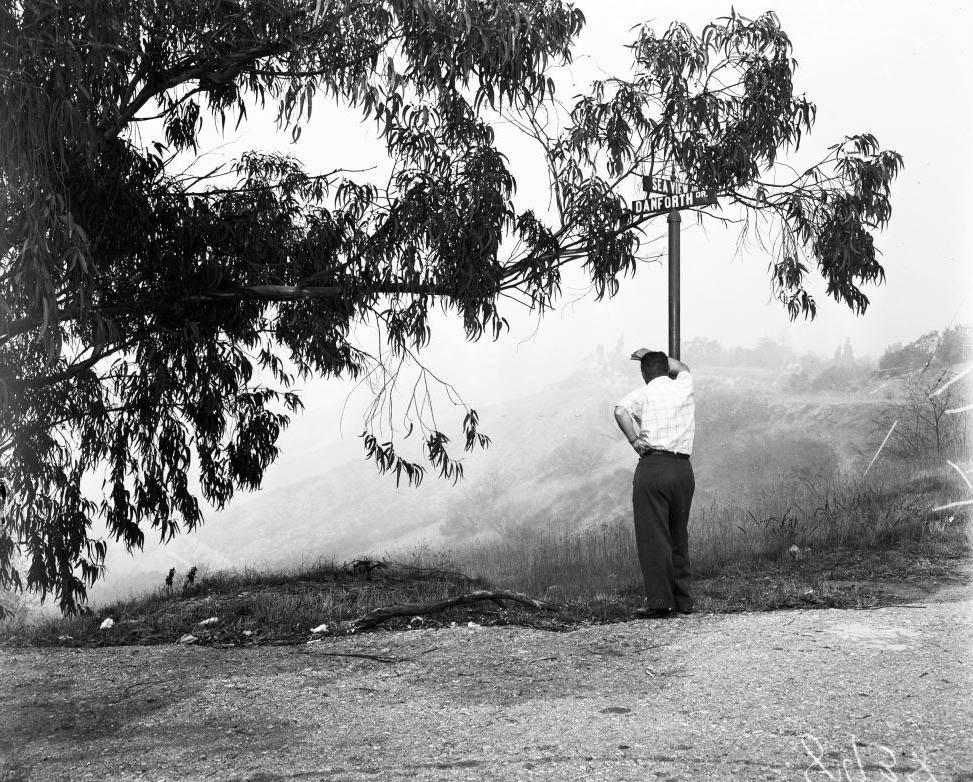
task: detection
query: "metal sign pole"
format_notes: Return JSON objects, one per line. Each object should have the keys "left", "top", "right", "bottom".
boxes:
{"left": 634, "top": 174, "right": 715, "bottom": 360}
{"left": 667, "top": 209, "right": 681, "bottom": 360}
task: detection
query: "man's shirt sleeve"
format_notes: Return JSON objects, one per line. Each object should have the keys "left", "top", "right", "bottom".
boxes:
{"left": 674, "top": 370, "right": 694, "bottom": 394}
{"left": 616, "top": 387, "right": 643, "bottom": 425}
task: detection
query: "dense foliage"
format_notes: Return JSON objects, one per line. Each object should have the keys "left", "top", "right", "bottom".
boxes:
{"left": 1, "top": 0, "right": 902, "bottom": 611}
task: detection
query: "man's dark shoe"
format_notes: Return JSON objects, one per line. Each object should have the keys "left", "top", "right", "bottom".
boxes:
{"left": 635, "top": 607, "right": 672, "bottom": 619}
{"left": 676, "top": 606, "right": 694, "bottom": 615}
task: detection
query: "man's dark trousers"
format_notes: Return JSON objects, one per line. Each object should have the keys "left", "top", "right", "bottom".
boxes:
{"left": 632, "top": 453, "right": 695, "bottom": 611}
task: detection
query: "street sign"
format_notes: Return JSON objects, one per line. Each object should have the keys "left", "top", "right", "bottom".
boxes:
{"left": 626, "top": 173, "right": 719, "bottom": 360}
{"left": 630, "top": 175, "right": 717, "bottom": 216}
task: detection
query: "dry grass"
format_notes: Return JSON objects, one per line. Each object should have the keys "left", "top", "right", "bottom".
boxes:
{"left": 437, "top": 457, "right": 970, "bottom": 612}
{"left": 2, "top": 559, "right": 493, "bottom": 648}
{"left": 2, "top": 458, "right": 969, "bottom": 647}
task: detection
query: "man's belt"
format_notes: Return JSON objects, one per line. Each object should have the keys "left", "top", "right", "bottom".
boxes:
{"left": 641, "top": 449, "right": 690, "bottom": 460}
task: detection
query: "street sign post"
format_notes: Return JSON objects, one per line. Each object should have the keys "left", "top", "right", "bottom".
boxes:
{"left": 667, "top": 209, "right": 681, "bottom": 359}
{"left": 633, "top": 175, "right": 718, "bottom": 360}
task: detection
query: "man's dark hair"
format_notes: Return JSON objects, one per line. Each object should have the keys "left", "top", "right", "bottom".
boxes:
{"left": 640, "top": 351, "right": 669, "bottom": 379}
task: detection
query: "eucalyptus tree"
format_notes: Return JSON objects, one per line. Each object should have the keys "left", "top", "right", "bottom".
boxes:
{"left": 0, "top": 0, "right": 901, "bottom": 612}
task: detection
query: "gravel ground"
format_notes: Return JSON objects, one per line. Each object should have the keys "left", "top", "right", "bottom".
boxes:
{"left": 2, "top": 583, "right": 971, "bottom": 782}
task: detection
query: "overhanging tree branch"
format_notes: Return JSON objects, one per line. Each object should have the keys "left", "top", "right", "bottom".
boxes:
{"left": 0, "top": 1, "right": 900, "bottom": 615}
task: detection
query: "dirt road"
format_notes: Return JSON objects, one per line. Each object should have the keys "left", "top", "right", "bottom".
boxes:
{"left": 2, "top": 582, "right": 971, "bottom": 782}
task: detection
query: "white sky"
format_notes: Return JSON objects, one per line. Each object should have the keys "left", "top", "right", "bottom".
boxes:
{"left": 171, "top": 0, "right": 973, "bottom": 459}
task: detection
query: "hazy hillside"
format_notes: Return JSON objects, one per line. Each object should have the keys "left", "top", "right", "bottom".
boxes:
{"left": 84, "top": 327, "right": 968, "bottom": 606}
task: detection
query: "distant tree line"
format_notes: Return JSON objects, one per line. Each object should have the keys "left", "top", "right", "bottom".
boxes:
{"left": 682, "top": 337, "right": 795, "bottom": 369}
{"left": 585, "top": 325, "right": 970, "bottom": 395}
{"left": 678, "top": 326, "right": 968, "bottom": 377}
{"left": 878, "top": 326, "right": 971, "bottom": 374}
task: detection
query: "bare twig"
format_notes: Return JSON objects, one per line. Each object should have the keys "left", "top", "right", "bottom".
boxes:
{"left": 928, "top": 365, "right": 973, "bottom": 398}
{"left": 945, "top": 460, "right": 973, "bottom": 492}
{"left": 862, "top": 420, "right": 897, "bottom": 480}
{"left": 931, "top": 499, "right": 973, "bottom": 513}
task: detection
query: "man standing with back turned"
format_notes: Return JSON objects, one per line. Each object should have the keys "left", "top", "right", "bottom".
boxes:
{"left": 613, "top": 349, "right": 696, "bottom": 619}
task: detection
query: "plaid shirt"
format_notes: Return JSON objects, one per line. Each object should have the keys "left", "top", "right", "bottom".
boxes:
{"left": 616, "top": 372, "right": 695, "bottom": 455}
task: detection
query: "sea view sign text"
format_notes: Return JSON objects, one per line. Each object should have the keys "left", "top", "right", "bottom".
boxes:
{"left": 631, "top": 175, "right": 718, "bottom": 214}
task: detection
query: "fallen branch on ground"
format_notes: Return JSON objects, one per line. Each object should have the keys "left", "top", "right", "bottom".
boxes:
{"left": 303, "top": 650, "right": 408, "bottom": 663}
{"left": 335, "top": 589, "right": 560, "bottom": 634}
